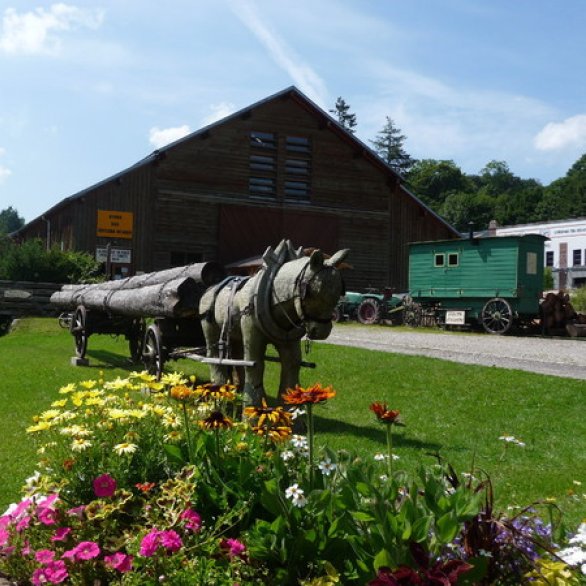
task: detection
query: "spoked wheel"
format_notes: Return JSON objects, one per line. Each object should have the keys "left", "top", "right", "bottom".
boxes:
{"left": 128, "top": 318, "right": 146, "bottom": 362}
{"left": 70, "top": 306, "right": 88, "bottom": 358}
{"left": 357, "top": 298, "right": 381, "bottom": 325}
{"left": 481, "top": 298, "right": 513, "bottom": 335}
{"left": 403, "top": 302, "right": 422, "bottom": 327}
{"left": 331, "top": 306, "right": 342, "bottom": 323}
{"left": 142, "top": 324, "right": 164, "bottom": 380}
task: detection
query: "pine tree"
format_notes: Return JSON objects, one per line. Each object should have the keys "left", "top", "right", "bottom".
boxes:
{"left": 329, "top": 97, "right": 357, "bottom": 134}
{"left": 370, "top": 116, "right": 414, "bottom": 174}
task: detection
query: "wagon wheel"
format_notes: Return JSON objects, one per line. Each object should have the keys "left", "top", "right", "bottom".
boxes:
{"left": 142, "top": 324, "right": 164, "bottom": 380}
{"left": 481, "top": 297, "right": 513, "bottom": 335}
{"left": 128, "top": 318, "right": 146, "bottom": 362}
{"left": 357, "top": 298, "right": 381, "bottom": 325}
{"left": 70, "top": 306, "right": 88, "bottom": 358}
{"left": 331, "top": 306, "right": 342, "bottom": 323}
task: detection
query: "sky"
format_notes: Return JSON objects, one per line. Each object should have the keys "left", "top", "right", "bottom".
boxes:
{"left": 0, "top": 0, "right": 585, "bottom": 223}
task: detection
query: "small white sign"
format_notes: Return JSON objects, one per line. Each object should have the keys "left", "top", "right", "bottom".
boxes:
{"left": 96, "top": 247, "right": 132, "bottom": 263}
{"left": 445, "top": 310, "right": 466, "bottom": 325}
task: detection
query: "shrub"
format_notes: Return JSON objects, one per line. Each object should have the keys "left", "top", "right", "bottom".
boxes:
{"left": 0, "top": 238, "right": 101, "bottom": 283}
{"left": 571, "top": 285, "right": 586, "bottom": 313}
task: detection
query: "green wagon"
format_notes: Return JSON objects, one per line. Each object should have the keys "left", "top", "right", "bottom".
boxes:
{"left": 407, "top": 234, "right": 548, "bottom": 334}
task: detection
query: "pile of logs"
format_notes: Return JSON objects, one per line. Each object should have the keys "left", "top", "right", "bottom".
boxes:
{"left": 50, "top": 262, "right": 225, "bottom": 319}
{"left": 540, "top": 291, "right": 586, "bottom": 336}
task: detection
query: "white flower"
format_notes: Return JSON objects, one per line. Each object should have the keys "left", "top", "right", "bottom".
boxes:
{"left": 318, "top": 458, "right": 337, "bottom": 476}
{"left": 290, "top": 434, "right": 308, "bottom": 449}
{"left": 289, "top": 407, "right": 306, "bottom": 420}
{"left": 379, "top": 474, "right": 388, "bottom": 482}
{"left": 285, "top": 483, "right": 307, "bottom": 508}
{"left": 113, "top": 442, "right": 138, "bottom": 455}
{"left": 71, "top": 438, "right": 92, "bottom": 452}
{"left": 499, "top": 435, "right": 525, "bottom": 447}
{"left": 24, "top": 471, "right": 41, "bottom": 488}
{"left": 281, "top": 450, "right": 295, "bottom": 462}
{"left": 374, "top": 452, "right": 385, "bottom": 461}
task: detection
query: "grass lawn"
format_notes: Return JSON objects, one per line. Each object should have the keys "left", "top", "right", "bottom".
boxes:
{"left": 1, "top": 318, "right": 585, "bottom": 528}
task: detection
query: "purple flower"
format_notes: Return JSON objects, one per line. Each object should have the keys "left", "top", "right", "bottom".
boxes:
{"left": 38, "top": 507, "right": 59, "bottom": 526}
{"left": 66, "top": 505, "right": 85, "bottom": 518}
{"left": 159, "top": 530, "right": 182, "bottom": 553}
{"left": 104, "top": 552, "right": 133, "bottom": 573}
{"left": 139, "top": 529, "right": 183, "bottom": 557}
{"left": 0, "top": 528, "right": 10, "bottom": 547}
{"left": 139, "top": 529, "right": 161, "bottom": 557}
{"left": 15, "top": 515, "right": 31, "bottom": 532}
{"left": 93, "top": 474, "right": 117, "bottom": 498}
{"left": 32, "top": 560, "right": 68, "bottom": 584}
{"left": 63, "top": 541, "right": 100, "bottom": 561}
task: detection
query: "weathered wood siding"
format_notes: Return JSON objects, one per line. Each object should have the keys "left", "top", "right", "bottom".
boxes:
{"left": 0, "top": 281, "right": 62, "bottom": 317}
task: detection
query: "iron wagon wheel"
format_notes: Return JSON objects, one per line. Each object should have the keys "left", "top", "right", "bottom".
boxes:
{"left": 142, "top": 324, "right": 164, "bottom": 380}
{"left": 331, "top": 306, "right": 342, "bottom": 323}
{"left": 128, "top": 318, "right": 146, "bottom": 362}
{"left": 481, "top": 297, "right": 513, "bottom": 335}
{"left": 70, "top": 306, "right": 88, "bottom": 358}
{"left": 357, "top": 298, "right": 381, "bottom": 325}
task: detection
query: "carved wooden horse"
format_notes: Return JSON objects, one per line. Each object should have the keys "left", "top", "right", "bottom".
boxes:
{"left": 199, "top": 240, "right": 349, "bottom": 407}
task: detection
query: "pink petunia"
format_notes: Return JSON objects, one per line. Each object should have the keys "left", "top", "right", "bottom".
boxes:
{"left": 15, "top": 515, "right": 31, "bottom": 532}
{"left": 159, "top": 530, "right": 182, "bottom": 553}
{"left": 63, "top": 541, "right": 100, "bottom": 561}
{"left": 44, "top": 560, "right": 68, "bottom": 583}
{"left": 220, "top": 537, "right": 246, "bottom": 559}
{"left": 104, "top": 552, "right": 133, "bottom": 573}
{"left": 51, "top": 527, "right": 71, "bottom": 542}
{"left": 0, "top": 528, "right": 10, "bottom": 547}
{"left": 93, "top": 474, "right": 117, "bottom": 498}
{"left": 38, "top": 507, "right": 59, "bottom": 526}
{"left": 180, "top": 508, "right": 202, "bottom": 533}
{"left": 37, "top": 494, "right": 59, "bottom": 509}
{"left": 66, "top": 505, "right": 85, "bottom": 518}
{"left": 21, "top": 540, "right": 32, "bottom": 556}
{"left": 35, "top": 549, "right": 55, "bottom": 564}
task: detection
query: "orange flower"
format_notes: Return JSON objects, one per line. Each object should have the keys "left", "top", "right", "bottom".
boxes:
{"left": 282, "top": 383, "right": 336, "bottom": 405}
{"left": 199, "top": 411, "right": 234, "bottom": 430}
{"left": 252, "top": 425, "right": 292, "bottom": 442}
{"left": 195, "top": 383, "right": 237, "bottom": 402}
{"left": 244, "top": 399, "right": 293, "bottom": 427}
{"left": 135, "top": 482, "right": 156, "bottom": 493}
{"left": 170, "top": 385, "right": 195, "bottom": 402}
{"left": 369, "top": 402, "right": 404, "bottom": 425}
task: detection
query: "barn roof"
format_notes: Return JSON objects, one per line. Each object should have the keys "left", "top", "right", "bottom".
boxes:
{"left": 14, "top": 86, "right": 459, "bottom": 238}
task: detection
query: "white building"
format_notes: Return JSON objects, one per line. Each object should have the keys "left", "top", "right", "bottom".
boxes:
{"left": 492, "top": 218, "right": 586, "bottom": 289}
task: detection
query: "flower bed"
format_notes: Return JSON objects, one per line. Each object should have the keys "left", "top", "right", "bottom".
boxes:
{"left": 0, "top": 372, "right": 583, "bottom": 584}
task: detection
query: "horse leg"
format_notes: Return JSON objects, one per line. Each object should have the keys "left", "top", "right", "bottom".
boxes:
{"left": 241, "top": 317, "right": 268, "bottom": 408}
{"left": 276, "top": 341, "right": 302, "bottom": 399}
{"left": 201, "top": 321, "right": 230, "bottom": 384}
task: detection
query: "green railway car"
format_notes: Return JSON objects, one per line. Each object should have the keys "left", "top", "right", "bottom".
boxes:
{"left": 408, "top": 234, "right": 548, "bottom": 334}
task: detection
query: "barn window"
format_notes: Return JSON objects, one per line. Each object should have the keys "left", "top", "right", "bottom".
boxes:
{"left": 434, "top": 253, "right": 445, "bottom": 267}
{"left": 286, "top": 136, "right": 311, "bottom": 154}
{"left": 249, "top": 177, "right": 276, "bottom": 197}
{"left": 250, "top": 131, "right": 276, "bottom": 149}
{"left": 250, "top": 154, "right": 275, "bottom": 172}
{"left": 448, "top": 253, "right": 459, "bottom": 267}
{"left": 573, "top": 249, "right": 582, "bottom": 266}
{"left": 545, "top": 251, "right": 554, "bottom": 267}
{"left": 285, "top": 158, "right": 310, "bottom": 175}
{"left": 284, "top": 180, "right": 310, "bottom": 202}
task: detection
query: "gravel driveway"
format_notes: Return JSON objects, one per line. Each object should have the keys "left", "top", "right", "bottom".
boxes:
{"left": 324, "top": 325, "right": 586, "bottom": 380}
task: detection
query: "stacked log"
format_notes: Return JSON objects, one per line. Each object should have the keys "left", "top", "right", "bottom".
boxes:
{"left": 540, "top": 291, "right": 586, "bottom": 336}
{"left": 0, "top": 281, "right": 62, "bottom": 318}
{"left": 51, "top": 262, "right": 225, "bottom": 319}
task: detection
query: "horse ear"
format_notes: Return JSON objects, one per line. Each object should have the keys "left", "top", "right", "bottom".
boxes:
{"left": 325, "top": 249, "right": 350, "bottom": 268}
{"left": 309, "top": 249, "right": 325, "bottom": 271}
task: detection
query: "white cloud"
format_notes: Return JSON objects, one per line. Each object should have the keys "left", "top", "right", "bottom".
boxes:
{"left": 0, "top": 3, "right": 104, "bottom": 56}
{"left": 201, "top": 102, "right": 236, "bottom": 126}
{"left": 534, "top": 114, "right": 586, "bottom": 151}
{"left": 149, "top": 125, "right": 191, "bottom": 149}
{"left": 0, "top": 165, "right": 12, "bottom": 184}
{"left": 230, "top": 0, "right": 328, "bottom": 105}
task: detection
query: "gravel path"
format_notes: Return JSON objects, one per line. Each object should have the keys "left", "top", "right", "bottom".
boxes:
{"left": 324, "top": 325, "right": 586, "bottom": 380}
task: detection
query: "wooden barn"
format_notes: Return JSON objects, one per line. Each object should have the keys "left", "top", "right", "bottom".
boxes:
{"left": 14, "top": 86, "right": 458, "bottom": 290}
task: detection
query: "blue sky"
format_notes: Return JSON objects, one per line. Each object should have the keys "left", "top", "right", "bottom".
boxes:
{"left": 1, "top": 0, "right": 585, "bottom": 223}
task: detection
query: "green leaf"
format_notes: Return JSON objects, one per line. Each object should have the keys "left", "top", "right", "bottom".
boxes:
{"left": 351, "top": 511, "right": 376, "bottom": 523}
{"left": 260, "top": 479, "right": 284, "bottom": 516}
{"left": 411, "top": 515, "right": 433, "bottom": 543}
{"left": 373, "top": 548, "right": 393, "bottom": 571}
{"left": 436, "top": 511, "right": 459, "bottom": 543}
{"left": 163, "top": 443, "right": 185, "bottom": 465}
{"left": 401, "top": 518, "right": 412, "bottom": 541}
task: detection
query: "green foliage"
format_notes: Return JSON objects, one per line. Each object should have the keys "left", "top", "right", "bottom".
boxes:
{"left": 369, "top": 116, "right": 414, "bottom": 174}
{"left": 570, "top": 285, "right": 586, "bottom": 312}
{"left": 544, "top": 267, "right": 554, "bottom": 290}
{"left": 329, "top": 96, "right": 357, "bottom": 134}
{"left": 0, "top": 238, "right": 101, "bottom": 283}
{"left": 0, "top": 206, "right": 25, "bottom": 234}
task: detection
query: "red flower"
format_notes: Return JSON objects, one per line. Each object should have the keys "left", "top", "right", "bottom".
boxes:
{"left": 282, "top": 383, "right": 336, "bottom": 405}
{"left": 135, "top": 482, "right": 156, "bottom": 493}
{"left": 93, "top": 473, "right": 117, "bottom": 498}
{"left": 369, "top": 402, "right": 404, "bottom": 425}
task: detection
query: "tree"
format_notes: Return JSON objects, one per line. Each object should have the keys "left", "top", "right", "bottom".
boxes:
{"left": 329, "top": 97, "right": 357, "bottom": 134}
{"left": 369, "top": 116, "right": 414, "bottom": 174}
{"left": 0, "top": 206, "right": 25, "bottom": 234}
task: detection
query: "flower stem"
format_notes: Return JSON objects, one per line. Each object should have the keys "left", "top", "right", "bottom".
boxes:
{"left": 182, "top": 401, "right": 194, "bottom": 464}
{"left": 307, "top": 403, "right": 314, "bottom": 488}
{"left": 386, "top": 425, "right": 394, "bottom": 477}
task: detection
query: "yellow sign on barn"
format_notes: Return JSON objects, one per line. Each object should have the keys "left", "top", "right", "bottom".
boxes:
{"left": 96, "top": 210, "right": 133, "bottom": 239}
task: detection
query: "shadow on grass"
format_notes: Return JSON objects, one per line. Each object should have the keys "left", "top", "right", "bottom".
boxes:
{"left": 313, "top": 414, "right": 441, "bottom": 451}
{"left": 85, "top": 350, "right": 141, "bottom": 371}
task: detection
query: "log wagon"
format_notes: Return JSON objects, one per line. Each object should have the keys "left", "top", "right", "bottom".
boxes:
{"left": 405, "top": 234, "right": 548, "bottom": 334}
